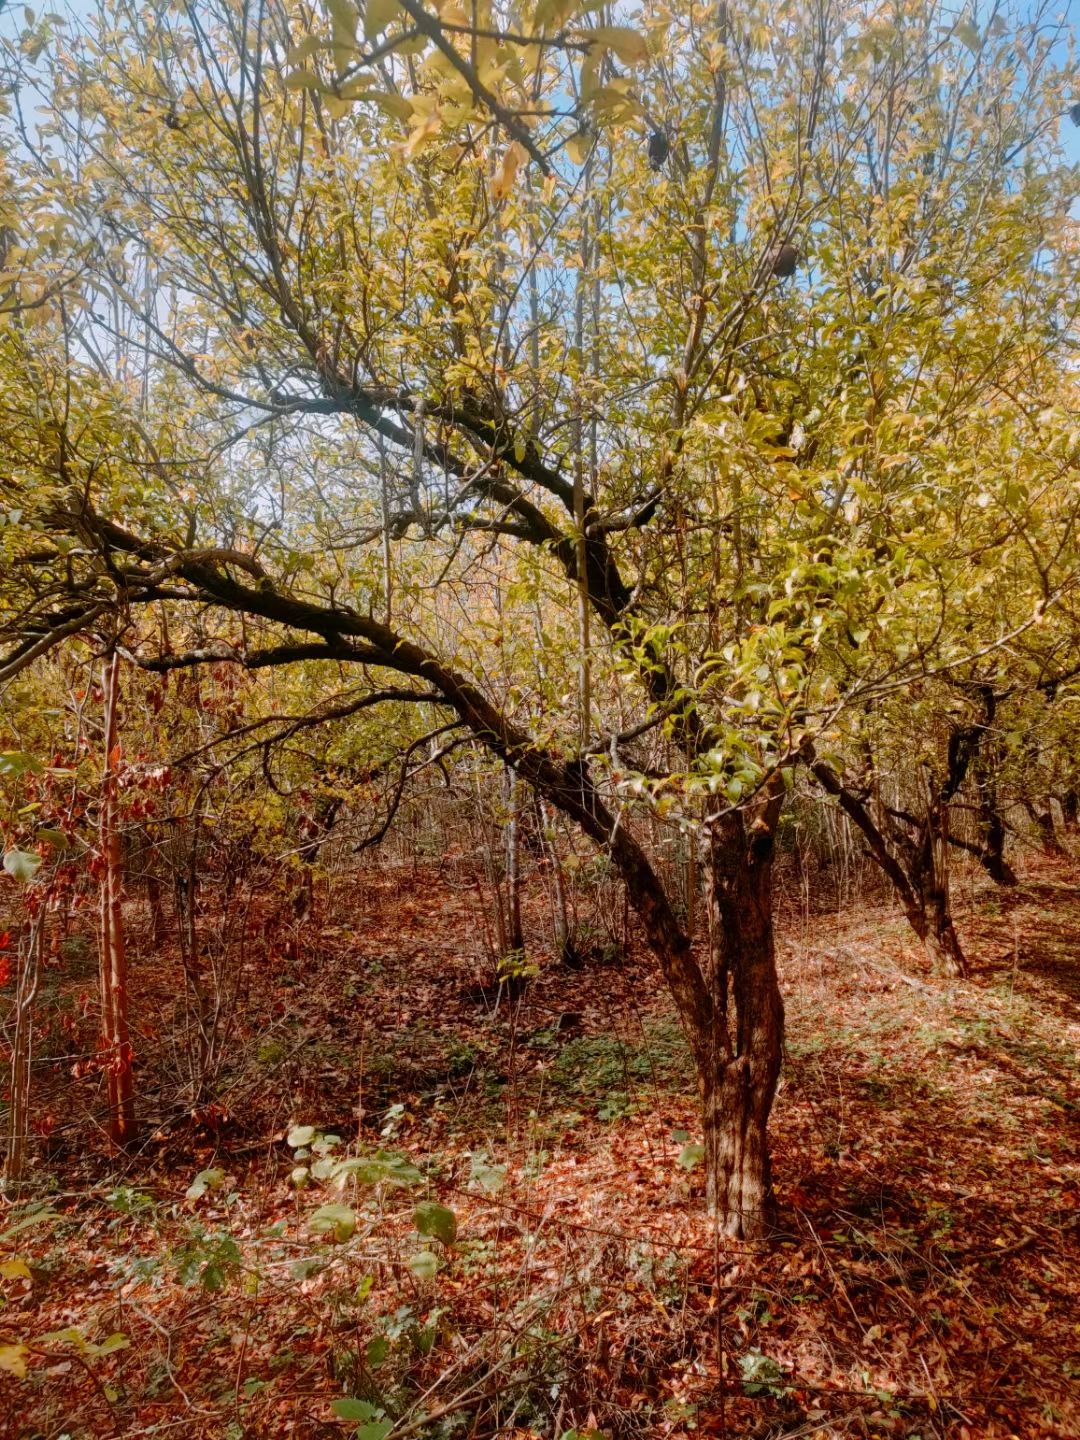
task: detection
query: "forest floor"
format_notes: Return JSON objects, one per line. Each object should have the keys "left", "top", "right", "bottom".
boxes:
{"left": 1, "top": 852, "right": 1078, "bottom": 1440}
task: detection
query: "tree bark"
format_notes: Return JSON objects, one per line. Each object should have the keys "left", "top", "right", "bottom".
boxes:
{"left": 1061, "top": 789, "right": 1079, "bottom": 833}
{"left": 968, "top": 691, "right": 1018, "bottom": 885}
{"left": 805, "top": 746, "right": 968, "bottom": 977}
{"left": 914, "top": 796, "right": 966, "bottom": 978}
{"left": 1025, "top": 799, "right": 1064, "bottom": 856}
{"left": 3, "top": 914, "right": 44, "bottom": 1192}
{"left": 504, "top": 767, "right": 524, "bottom": 959}
{"left": 703, "top": 781, "right": 785, "bottom": 1239}
{"left": 99, "top": 651, "right": 136, "bottom": 1146}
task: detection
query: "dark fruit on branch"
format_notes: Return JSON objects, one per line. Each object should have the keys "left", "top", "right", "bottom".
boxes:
{"left": 648, "top": 130, "right": 670, "bottom": 170}
{"left": 769, "top": 242, "right": 800, "bottom": 278}
{"left": 1070, "top": 103, "right": 1080, "bottom": 127}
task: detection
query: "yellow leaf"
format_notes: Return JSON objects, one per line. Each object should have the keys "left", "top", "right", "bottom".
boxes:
{"left": 285, "top": 68, "right": 323, "bottom": 91}
{"left": 589, "top": 26, "right": 649, "bottom": 67}
{"left": 326, "top": 0, "right": 359, "bottom": 46}
{"left": 0, "top": 1343, "right": 28, "bottom": 1378}
{"left": 371, "top": 91, "right": 414, "bottom": 121}
{"left": 491, "top": 140, "right": 527, "bottom": 202}
{"left": 586, "top": 85, "right": 644, "bottom": 120}
{"left": 363, "top": 0, "right": 400, "bottom": 42}
{"left": 0, "top": 1258, "right": 31, "bottom": 1281}
{"left": 534, "top": 0, "right": 576, "bottom": 31}
{"left": 954, "top": 18, "right": 980, "bottom": 54}
{"left": 403, "top": 108, "right": 443, "bottom": 157}
{"left": 565, "top": 130, "right": 592, "bottom": 165}
{"left": 287, "top": 37, "right": 328, "bottom": 65}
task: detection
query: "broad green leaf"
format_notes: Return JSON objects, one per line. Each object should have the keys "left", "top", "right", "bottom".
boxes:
{"left": 309, "top": 1202, "right": 356, "bottom": 1241}
{"left": 369, "top": 91, "right": 413, "bottom": 121}
{"left": 467, "top": 1152, "right": 506, "bottom": 1194}
{"left": 0, "top": 751, "right": 43, "bottom": 777}
{"left": 357, "top": 1423, "right": 393, "bottom": 1440}
{"left": 3, "top": 849, "right": 41, "bottom": 883}
{"left": 407, "top": 1248, "right": 438, "bottom": 1279}
{"left": 186, "top": 1167, "right": 226, "bottom": 1200}
{"left": 677, "top": 1143, "right": 705, "bottom": 1170}
{"left": 413, "top": 1201, "right": 457, "bottom": 1244}
{"left": 286, "top": 36, "right": 327, "bottom": 65}
{"left": 332, "top": 1151, "right": 421, "bottom": 1187}
{"left": 331, "top": 1397, "right": 383, "bottom": 1421}
{"left": 287, "top": 1124, "right": 316, "bottom": 1147}
{"left": 365, "top": 1334, "right": 389, "bottom": 1366}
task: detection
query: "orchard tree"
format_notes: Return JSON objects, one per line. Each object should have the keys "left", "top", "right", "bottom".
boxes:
{"left": 2, "top": 0, "right": 1080, "bottom": 1235}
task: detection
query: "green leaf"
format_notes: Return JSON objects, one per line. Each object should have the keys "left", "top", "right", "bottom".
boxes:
{"left": 365, "top": 1334, "right": 389, "bottom": 1367}
{"left": 287, "top": 1124, "right": 316, "bottom": 1148}
{"left": 3, "top": 849, "right": 41, "bottom": 883}
{"left": 740, "top": 1349, "right": 787, "bottom": 1396}
{"left": 0, "top": 1207, "right": 60, "bottom": 1241}
{"left": 331, "top": 1397, "right": 383, "bottom": 1421}
{"left": 413, "top": 1201, "right": 457, "bottom": 1245}
{"left": 186, "top": 1167, "right": 226, "bottom": 1200}
{"left": 332, "top": 1151, "right": 421, "bottom": 1187}
{"left": 407, "top": 1248, "right": 438, "bottom": 1280}
{"left": 0, "top": 751, "right": 43, "bottom": 777}
{"left": 36, "top": 828, "right": 68, "bottom": 850}
{"left": 329, "top": 1404, "right": 393, "bottom": 1440}
{"left": 677, "top": 1143, "right": 704, "bottom": 1171}
{"left": 309, "top": 1202, "right": 356, "bottom": 1242}
{"left": 467, "top": 1152, "right": 506, "bottom": 1193}
{"left": 357, "top": 1423, "right": 393, "bottom": 1440}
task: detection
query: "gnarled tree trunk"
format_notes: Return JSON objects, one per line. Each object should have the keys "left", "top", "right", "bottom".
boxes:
{"left": 1025, "top": 798, "right": 1064, "bottom": 856}
{"left": 702, "top": 782, "right": 785, "bottom": 1239}
{"left": 913, "top": 794, "right": 966, "bottom": 978}
{"left": 805, "top": 745, "right": 968, "bottom": 978}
